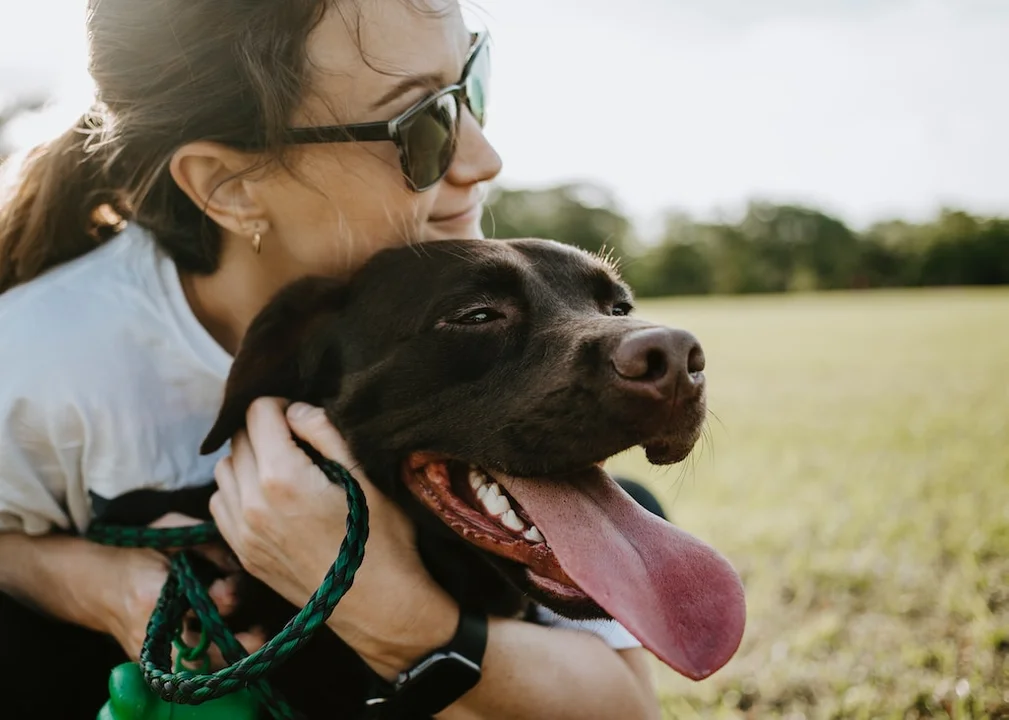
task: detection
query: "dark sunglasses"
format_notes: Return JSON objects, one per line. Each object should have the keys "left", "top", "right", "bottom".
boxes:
{"left": 283, "top": 31, "right": 490, "bottom": 192}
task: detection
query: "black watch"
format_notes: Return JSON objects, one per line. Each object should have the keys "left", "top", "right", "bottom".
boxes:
{"left": 363, "top": 608, "right": 488, "bottom": 719}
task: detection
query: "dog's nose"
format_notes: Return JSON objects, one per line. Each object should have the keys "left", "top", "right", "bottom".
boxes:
{"left": 611, "top": 327, "right": 705, "bottom": 402}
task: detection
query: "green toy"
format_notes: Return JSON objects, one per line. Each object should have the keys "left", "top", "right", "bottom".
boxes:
{"left": 97, "top": 661, "right": 260, "bottom": 720}
{"left": 88, "top": 442, "right": 368, "bottom": 720}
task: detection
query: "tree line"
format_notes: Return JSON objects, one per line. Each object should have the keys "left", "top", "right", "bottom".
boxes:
{"left": 3, "top": 96, "right": 1005, "bottom": 298}
{"left": 481, "top": 183, "right": 1009, "bottom": 297}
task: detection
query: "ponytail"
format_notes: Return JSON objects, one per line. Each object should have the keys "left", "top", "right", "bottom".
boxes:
{"left": 0, "top": 111, "right": 132, "bottom": 294}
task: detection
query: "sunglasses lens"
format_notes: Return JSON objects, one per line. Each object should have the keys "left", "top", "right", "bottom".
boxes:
{"left": 398, "top": 35, "right": 489, "bottom": 191}
{"left": 402, "top": 94, "right": 459, "bottom": 190}
{"left": 465, "top": 41, "right": 490, "bottom": 126}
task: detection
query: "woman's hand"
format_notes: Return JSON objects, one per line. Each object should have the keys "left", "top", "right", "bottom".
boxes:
{"left": 210, "top": 398, "right": 459, "bottom": 678}
{"left": 186, "top": 398, "right": 662, "bottom": 719}
{"left": 104, "top": 513, "right": 265, "bottom": 667}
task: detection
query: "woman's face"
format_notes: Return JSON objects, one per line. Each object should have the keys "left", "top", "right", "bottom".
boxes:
{"left": 245, "top": 0, "right": 502, "bottom": 278}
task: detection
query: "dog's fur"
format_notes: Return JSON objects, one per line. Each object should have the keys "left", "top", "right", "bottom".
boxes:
{"left": 201, "top": 238, "right": 708, "bottom": 718}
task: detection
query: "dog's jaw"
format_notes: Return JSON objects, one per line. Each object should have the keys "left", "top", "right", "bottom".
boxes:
{"left": 401, "top": 453, "right": 611, "bottom": 617}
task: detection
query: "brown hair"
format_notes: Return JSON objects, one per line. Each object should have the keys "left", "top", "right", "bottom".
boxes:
{"left": 0, "top": 0, "right": 331, "bottom": 294}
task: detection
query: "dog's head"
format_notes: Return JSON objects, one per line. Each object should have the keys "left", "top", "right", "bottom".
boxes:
{"left": 202, "top": 238, "right": 745, "bottom": 680}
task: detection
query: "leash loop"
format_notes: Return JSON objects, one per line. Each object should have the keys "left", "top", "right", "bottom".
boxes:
{"left": 87, "top": 441, "right": 368, "bottom": 720}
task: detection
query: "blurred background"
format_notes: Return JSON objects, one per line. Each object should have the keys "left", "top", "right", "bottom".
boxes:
{"left": 2, "top": 1, "right": 1007, "bottom": 717}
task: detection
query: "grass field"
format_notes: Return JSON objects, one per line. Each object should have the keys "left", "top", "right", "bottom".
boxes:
{"left": 604, "top": 287, "right": 1009, "bottom": 719}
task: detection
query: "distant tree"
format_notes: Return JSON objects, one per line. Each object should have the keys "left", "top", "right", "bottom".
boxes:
{"left": 478, "top": 181, "right": 1005, "bottom": 297}
{"left": 738, "top": 202, "right": 861, "bottom": 291}
{"left": 860, "top": 220, "right": 922, "bottom": 287}
{"left": 629, "top": 212, "right": 714, "bottom": 296}
{"left": 481, "top": 182, "right": 637, "bottom": 261}
{"left": 918, "top": 211, "right": 1009, "bottom": 286}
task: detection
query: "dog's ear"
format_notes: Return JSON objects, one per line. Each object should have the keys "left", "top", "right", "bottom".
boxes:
{"left": 200, "top": 276, "right": 346, "bottom": 455}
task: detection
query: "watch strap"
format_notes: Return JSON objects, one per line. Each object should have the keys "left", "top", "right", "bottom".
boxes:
{"left": 362, "top": 608, "right": 488, "bottom": 719}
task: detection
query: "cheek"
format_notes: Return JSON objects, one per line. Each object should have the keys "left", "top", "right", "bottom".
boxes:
{"left": 260, "top": 146, "right": 434, "bottom": 273}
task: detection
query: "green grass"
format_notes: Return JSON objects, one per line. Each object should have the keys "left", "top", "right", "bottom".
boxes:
{"left": 604, "top": 287, "right": 1009, "bottom": 719}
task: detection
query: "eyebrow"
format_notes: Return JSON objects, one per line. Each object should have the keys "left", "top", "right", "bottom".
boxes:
{"left": 368, "top": 32, "right": 476, "bottom": 113}
{"left": 369, "top": 73, "right": 447, "bottom": 112}
{"left": 587, "top": 267, "right": 630, "bottom": 301}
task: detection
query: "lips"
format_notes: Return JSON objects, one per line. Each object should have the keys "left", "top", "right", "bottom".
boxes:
{"left": 429, "top": 205, "right": 481, "bottom": 224}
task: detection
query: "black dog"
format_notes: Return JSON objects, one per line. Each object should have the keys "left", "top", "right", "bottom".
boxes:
{"left": 201, "top": 238, "right": 746, "bottom": 718}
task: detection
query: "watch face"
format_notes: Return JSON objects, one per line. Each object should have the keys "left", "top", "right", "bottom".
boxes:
{"left": 395, "top": 652, "right": 482, "bottom": 714}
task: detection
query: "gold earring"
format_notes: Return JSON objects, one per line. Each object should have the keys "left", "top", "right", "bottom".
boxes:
{"left": 252, "top": 231, "right": 262, "bottom": 254}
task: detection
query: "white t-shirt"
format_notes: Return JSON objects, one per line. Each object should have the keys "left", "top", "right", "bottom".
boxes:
{"left": 0, "top": 223, "right": 640, "bottom": 649}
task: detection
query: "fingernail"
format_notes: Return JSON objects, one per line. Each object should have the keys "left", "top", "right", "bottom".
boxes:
{"left": 288, "top": 402, "right": 313, "bottom": 420}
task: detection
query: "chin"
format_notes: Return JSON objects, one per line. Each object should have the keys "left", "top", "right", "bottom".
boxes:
{"left": 425, "top": 216, "right": 485, "bottom": 241}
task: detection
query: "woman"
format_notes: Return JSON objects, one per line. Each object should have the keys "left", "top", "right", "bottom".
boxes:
{"left": 0, "top": 1, "right": 663, "bottom": 717}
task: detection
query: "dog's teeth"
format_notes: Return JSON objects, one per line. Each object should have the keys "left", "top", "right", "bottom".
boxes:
{"left": 500, "top": 509, "right": 525, "bottom": 532}
{"left": 523, "top": 525, "right": 545, "bottom": 543}
{"left": 483, "top": 493, "right": 511, "bottom": 516}
{"left": 468, "top": 469, "right": 487, "bottom": 491}
{"left": 486, "top": 483, "right": 502, "bottom": 498}
{"left": 476, "top": 484, "right": 491, "bottom": 502}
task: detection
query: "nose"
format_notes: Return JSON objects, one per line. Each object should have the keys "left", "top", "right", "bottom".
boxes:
{"left": 444, "top": 111, "right": 503, "bottom": 187}
{"left": 611, "top": 327, "right": 706, "bottom": 403}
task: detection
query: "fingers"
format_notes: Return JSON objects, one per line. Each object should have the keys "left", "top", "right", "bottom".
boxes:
{"left": 239, "top": 398, "right": 357, "bottom": 485}
{"left": 175, "top": 578, "right": 263, "bottom": 671}
{"left": 176, "top": 628, "right": 266, "bottom": 671}
{"left": 237, "top": 628, "right": 266, "bottom": 655}
{"left": 242, "top": 398, "right": 322, "bottom": 505}
{"left": 190, "top": 534, "right": 242, "bottom": 574}
{"left": 286, "top": 402, "right": 355, "bottom": 467}
{"left": 149, "top": 512, "right": 205, "bottom": 529}
{"left": 202, "top": 629, "right": 266, "bottom": 669}
{"left": 210, "top": 459, "right": 240, "bottom": 548}
{"left": 245, "top": 397, "right": 301, "bottom": 470}
{"left": 191, "top": 628, "right": 265, "bottom": 670}
{"left": 207, "top": 575, "right": 240, "bottom": 617}
{"left": 229, "top": 429, "right": 261, "bottom": 506}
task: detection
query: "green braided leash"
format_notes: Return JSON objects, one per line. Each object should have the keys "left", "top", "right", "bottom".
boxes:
{"left": 86, "top": 443, "right": 369, "bottom": 719}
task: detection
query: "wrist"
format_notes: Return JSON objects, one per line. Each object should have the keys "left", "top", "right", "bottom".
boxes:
{"left": 0, "top": 533, "right": 129, "bottom": 636}
{"left": 76, "top": 544, "right": 143, "bottom": 636}
{"left": 84, "top": 544, "right": 168, "bottom": 642}
{"left": 327, "top": 580, "right": 460, "bottom": 680}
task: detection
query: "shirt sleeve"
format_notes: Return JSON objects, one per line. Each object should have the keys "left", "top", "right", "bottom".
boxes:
{"left": 0, "top": 391, "right": 85, "bottom": 535}
{"left": 530, "top": 604, "right": 642, "bottom": 650}
{"left": 0, "top": 303, "right": 90, "bottom": 536}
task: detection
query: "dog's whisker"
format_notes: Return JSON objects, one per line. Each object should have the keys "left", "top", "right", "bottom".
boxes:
{"left": 706, "top": 407, "right": 727, "bottom": 433}
{"left": 593, "top": 243, "right": 623, "bottom": 274}
{"left": 700, "top": 421, "right": 716, "bottom": 466}
{"left": 654, "top": 462, "right": 690, "bottom": 514}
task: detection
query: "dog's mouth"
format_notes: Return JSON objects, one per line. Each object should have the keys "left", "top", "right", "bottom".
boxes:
{"left": 403, "top": 451, "right": 747, "bottom": 681}
{"left": 404, "top": 453, "right": 590, "bottom": 605}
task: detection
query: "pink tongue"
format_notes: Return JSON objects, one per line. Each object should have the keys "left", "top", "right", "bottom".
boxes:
{"left": 500, "top": 468, "right": 746, "bottom": 680}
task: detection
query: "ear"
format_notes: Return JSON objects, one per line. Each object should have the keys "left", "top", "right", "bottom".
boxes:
{"left": 169, "top": 141, "right": 268, "bottom": 236}
{"left": 200, "top": 276, "right": 347, "bottom": 455}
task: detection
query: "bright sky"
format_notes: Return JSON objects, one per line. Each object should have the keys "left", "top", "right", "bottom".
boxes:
{"left": 1, "top": 0, "right": 1006, "bottom": 233}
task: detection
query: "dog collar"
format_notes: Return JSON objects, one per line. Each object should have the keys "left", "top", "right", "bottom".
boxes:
{"left": 363, "top": 608, "right": 488, "bottom": 718}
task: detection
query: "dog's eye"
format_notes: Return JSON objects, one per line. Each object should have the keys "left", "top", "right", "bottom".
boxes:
{"left": 611, "top": 302, "right": 633, "bottom": 317}
{"left": 451, "top": 308, "right": 505, "bottom": 325}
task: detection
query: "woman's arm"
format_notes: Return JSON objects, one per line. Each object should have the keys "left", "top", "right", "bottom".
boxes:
{"left": 321, "top": 568, "right": 660, "bottom": 720}
{"left": 318, "top": 552, "right": 660, "bottom": 720}
{"left": 338, "top": 601, "right": 660, "bottom": 720}
{"left": 0, "top": 531, "right": 163, "bottom": 653}
{"left": 0, "top": 522, "right": 259, "bottom": 664}
{"left": 437, "top": 623, "right": 659, "bottom": 720}
{"left": 212, "top": 399, "right": 662, "bottom": 720}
